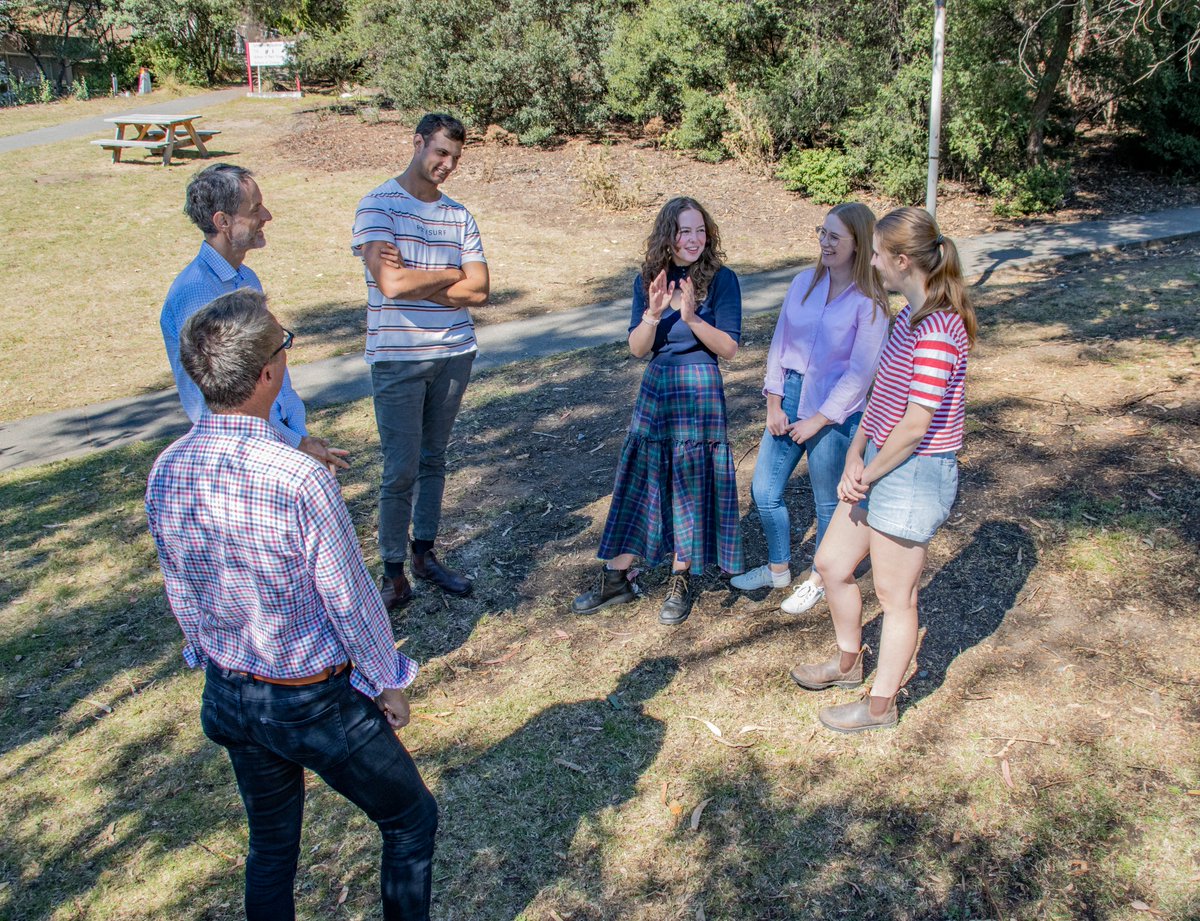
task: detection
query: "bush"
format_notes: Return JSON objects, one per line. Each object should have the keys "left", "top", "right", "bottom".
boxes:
{"left": 357, "top": 0, "right": 617, "bottom": 135}
{"left": 663, "top": 89, "right": 728, "bottom": 160}
{"left": 983, "top": 164, "right": 1071, "bottom": 216}
{"left": 776, "top": 148, "right": 859, "bottom": 204}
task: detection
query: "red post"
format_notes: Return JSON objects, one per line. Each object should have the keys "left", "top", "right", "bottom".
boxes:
{"left": 245, "top": 45, "right": 253, "bottom": 93}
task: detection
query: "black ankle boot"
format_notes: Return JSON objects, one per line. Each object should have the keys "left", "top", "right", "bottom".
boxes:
{"left": 658, "top": 571, "right": 691, "bottom": 625}
{"left": 571, "top": 565, "right": 636, "bottom": 614}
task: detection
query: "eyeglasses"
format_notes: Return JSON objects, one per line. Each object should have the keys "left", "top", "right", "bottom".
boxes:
{"left": 270, "top": 328, "right": 294, "bottom": 360}
{"left": 815, "top": 226, "right": 844, "bottom": 245}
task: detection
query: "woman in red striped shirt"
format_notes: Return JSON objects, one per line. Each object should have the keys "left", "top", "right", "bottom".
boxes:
{"left": 789, "top": 207, "right": 977, "bottom": 733}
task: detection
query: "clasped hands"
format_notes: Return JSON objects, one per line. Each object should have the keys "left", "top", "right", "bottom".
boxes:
{"left": 766, "top": 406, "right": 825, "bottom": 445}
{"left": 646, "top": 269, "right": 698, "bottom": 324}
{"left": 837, "top": 451, "right": 870, "bottom": 503}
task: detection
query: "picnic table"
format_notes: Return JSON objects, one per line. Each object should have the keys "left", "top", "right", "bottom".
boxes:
{"left": 91, "top": 114, "right": 220, "bottom": 166}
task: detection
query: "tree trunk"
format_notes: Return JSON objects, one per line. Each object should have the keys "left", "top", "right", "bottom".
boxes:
{"left": 1026, "top": 2, "right": 1077, "bottom": 165}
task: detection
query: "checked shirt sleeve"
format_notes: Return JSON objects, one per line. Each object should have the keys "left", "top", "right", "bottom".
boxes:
{"left": 295, "top": 469, "right": 418, "bottom": 697}
{"left": 909, "top": 323, "right": 962, "bottom": 410}
{"left": 145, "top": 487, "right": 210, "bottom": 671}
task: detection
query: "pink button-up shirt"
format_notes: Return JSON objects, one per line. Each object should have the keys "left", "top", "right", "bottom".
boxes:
{"left": 763, "top": 268, "right": 889, "bottom": 424}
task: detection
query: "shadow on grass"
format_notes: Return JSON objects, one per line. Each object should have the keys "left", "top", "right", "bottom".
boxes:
{"left": 429, "top": 656, "right": 678, "bottom": 919}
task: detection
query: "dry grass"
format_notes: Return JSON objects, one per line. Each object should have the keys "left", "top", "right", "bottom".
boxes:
{"left": 1, "top": 242, "right": 1198, "bottom": 920}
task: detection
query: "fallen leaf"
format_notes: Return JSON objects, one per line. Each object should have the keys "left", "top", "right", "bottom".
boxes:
{"left": 482, "top": 646, "right": 521, "bottom": 666}
{"left": 668, "top": 800, "right": 684, "bottom": 817}
{"left": 337, "top": 885, "right": 349, "bottom": 906}
{"left": 684, "top": 715, "right": 723, "bottom": 737}
{"left": 102, "top": 821, "right": 116, "bottom": 843}
{"left": 1186, "top": 790, "right": 1200, "bottom": 797}
{"left": 696, "top": 908, "right": 706, "bottom": 921}
{"left": 690, "top": 798, "right": 713, "bottom": 831}
{"left": 951, "top": 830, "right": 964, "bottom": 844}
{"left": 554, "top": 757, "right": 588, "bottom": 774}
{"left": 1069, "top": 859, "right": 1088, "bottom": 876}
{"left": 737, "top": 724, "right": 771, "bottom": 735}
{"left": 415, "top": 712, "right": 451, "bottom": 726}
{"left": 549, "top": 911, "right": 566, "bottom": 921}
{"left": 1130, "top": 900, "right": 1160, "bottom": 914}
{"left": 1001, "top": 758, "right": 1014, "bottom": 789}
{"left": 553, "top": 629, "right": 570, "bottom": 641}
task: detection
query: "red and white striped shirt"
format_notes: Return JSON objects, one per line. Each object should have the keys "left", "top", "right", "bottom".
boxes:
{"left": 861, "top": 305, "right": 968, "bottom": 454}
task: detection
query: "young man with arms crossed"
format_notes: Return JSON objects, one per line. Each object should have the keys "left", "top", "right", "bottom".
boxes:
{"left": 352, "top": 113, "right": 490, "bottom": 609}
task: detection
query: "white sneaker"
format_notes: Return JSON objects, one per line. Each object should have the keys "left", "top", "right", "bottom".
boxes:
{"left": 730, "top": 564, "right": 791, "bottom": 591}
{"left": 780, "top": 580, "right": 826, "bottom": 614}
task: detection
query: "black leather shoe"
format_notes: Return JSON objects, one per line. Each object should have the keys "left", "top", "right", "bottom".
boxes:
{"left": 658, "top": 571, "right": 691, "bottom": 625}
{"left": 381, "top": 572, "right": 413, "bottom": 611}
{"left": 571, "top": 565, "right": 636, "bottom": 614}
{"left": 410, "top": 550, "right": 472, "bottom": 596}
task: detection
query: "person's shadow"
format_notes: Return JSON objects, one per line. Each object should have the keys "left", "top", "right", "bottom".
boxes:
{"left": 430, "top": 656, "right": 679, "bottom": 919}
{"left": 861, "top": 519, "right": 1036, "bottom": 707}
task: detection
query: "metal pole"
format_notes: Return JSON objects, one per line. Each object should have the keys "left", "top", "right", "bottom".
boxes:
{"left": 925, "top": 0, "right": 947, "bottom": 217}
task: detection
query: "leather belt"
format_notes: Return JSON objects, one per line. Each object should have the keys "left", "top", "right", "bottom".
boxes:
{"left": 233, "top": 661, "right": 350, "bottom": 686}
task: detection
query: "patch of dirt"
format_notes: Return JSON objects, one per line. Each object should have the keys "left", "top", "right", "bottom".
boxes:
{"left": 275, "top": 108, "right": 1200, "bottom": 326}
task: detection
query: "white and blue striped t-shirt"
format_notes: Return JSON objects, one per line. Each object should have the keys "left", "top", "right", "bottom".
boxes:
{"left": 351, "top": 179, "right": 486, "bottom": 363}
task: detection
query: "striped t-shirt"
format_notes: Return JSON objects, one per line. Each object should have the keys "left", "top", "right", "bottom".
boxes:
{"left": 860, "top": 305, "right": 969, "bottom": 454}
{"left": 351, "top": 179, "right": 487, "bottom": 363}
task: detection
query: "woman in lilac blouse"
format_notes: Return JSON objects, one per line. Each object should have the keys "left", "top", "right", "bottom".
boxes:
{"left": 731, "top": 203, "right": 889, "bottom": 613}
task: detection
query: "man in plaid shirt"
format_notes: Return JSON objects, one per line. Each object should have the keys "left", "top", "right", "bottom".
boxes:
{"left": 146, "top": 289, "right": 437, "bottom": 921}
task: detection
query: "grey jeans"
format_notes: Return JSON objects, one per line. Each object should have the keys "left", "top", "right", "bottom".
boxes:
{"left": 371, "top": 353, "right": 474, "bottom": 573}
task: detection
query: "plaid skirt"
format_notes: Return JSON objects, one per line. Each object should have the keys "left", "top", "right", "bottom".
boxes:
{"left": 598, "top": 361, "right": 744, "bottom": 575}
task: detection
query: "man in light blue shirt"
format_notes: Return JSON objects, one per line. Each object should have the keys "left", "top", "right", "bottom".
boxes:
{"left": 161, "top": 163, "right": 348, "bottom": 472}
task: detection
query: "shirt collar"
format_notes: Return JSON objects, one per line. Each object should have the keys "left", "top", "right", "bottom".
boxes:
{"left": 198, "top": 240, "right": 245, "bottom": 284}
{"left": 194, "top": 412, "right": 288, "bottom": 444}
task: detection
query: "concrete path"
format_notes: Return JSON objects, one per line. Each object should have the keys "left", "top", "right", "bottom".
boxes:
{"left": 0, "top": 87, "right": 246, "bottom": 154}
{"left": 2, "top": 204, "right": 1199, "bottom": 472}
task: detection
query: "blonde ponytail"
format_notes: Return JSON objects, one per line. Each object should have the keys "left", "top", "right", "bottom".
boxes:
{"left": 876, "top": 207, "right": 977, "bottom": 347}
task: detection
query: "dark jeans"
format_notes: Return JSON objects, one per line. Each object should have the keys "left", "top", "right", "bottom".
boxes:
{"left": 372, "top": 353, "right": 474, "bottom": 574}
{"left": 200, "top": 664, "right": 438, "bottom": 921}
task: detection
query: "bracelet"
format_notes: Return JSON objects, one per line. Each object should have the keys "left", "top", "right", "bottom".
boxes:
{"left": 641, "top": 311, "right": 660, "bottom": 327}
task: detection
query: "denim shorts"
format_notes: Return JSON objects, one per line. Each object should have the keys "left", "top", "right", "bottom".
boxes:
{"left": 860, "top": 442, "right": 958, "bottom": 543}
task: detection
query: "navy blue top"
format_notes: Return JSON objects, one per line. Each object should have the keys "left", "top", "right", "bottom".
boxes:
{"left": 628, "top": 264, "right": 742, "bottom": 366}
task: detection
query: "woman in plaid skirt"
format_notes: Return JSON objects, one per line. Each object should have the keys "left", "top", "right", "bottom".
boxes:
{"left": 571, "top": 197, "right": 744, "bottom": 625}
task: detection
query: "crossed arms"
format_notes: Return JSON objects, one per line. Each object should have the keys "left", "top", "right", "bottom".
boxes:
{"left": 361, "top": 241, "right": 490, "bottom": 308}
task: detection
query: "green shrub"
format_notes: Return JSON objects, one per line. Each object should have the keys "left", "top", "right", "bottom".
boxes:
{"left": 776, "top": 148, "right": 859, "bottom": 204}
{"left": 71, "top": 78, "right": 90, "bottom": 100}
{"left": 663, "top": 89, "right": 728, "bottom": 160}
{"left": 517, "top": 124, "right": 556, "bottom": 147}
{"left": 983, "top": 164, "right": 1071, "bottom": 216}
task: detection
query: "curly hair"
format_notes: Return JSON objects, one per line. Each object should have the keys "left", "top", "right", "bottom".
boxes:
{"left": 640, "top": 197, "right": 725, "bottom": 302}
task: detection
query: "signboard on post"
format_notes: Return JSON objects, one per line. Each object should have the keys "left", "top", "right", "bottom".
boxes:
{"left": 245, "top": 41, "right": 302, "bottom": 98}
{"left": 248, "top": 42, "right": 293, "bottom": 67}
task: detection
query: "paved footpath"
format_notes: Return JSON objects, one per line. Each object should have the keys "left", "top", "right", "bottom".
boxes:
{"left": 2, "top": 205, "right": 1199, "bottom": 472}
{"left": 0, "top": 87, "right": 245, "bottom": 154}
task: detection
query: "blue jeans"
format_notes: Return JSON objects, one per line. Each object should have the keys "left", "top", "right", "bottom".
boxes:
{"left": 372, "top": 353, "right": 474, "bottom": 574}
{"left": 200, "top": 665, "right": 438, "bottom": 921}
{"left": 749, "top": 370, "right": 861, "bottom": 565}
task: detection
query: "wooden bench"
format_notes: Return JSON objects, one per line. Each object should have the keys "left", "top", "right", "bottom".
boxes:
{"left": 95, "top": 114, "right": 214, "bottom": 165}
{"left": 142, "top": 128, "right": 221, "bottom": 141}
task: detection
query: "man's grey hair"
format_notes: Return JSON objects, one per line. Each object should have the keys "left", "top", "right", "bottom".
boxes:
{"left": 184, "top": 163, "right": 253, "bottom": 235}
{"left": 180, "top": 288, "right": 278, "bottom": 411}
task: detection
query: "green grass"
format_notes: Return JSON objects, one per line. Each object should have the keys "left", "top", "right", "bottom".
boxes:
{"left": 2, "top": 245, "right": 1199, "bottom": 920}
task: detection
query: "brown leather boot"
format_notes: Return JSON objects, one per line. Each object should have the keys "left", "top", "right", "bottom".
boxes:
{"left": 789, "top": 645, "right": 867, "bottom": 691}
{"left": 410, "top": 549, "right": 472, "bottom": 596}
{"left": 818, "top": 690, "right": 898, "bottom": 733}
{"left": 380, "top": 571, "right": 413, "bottom": 612}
